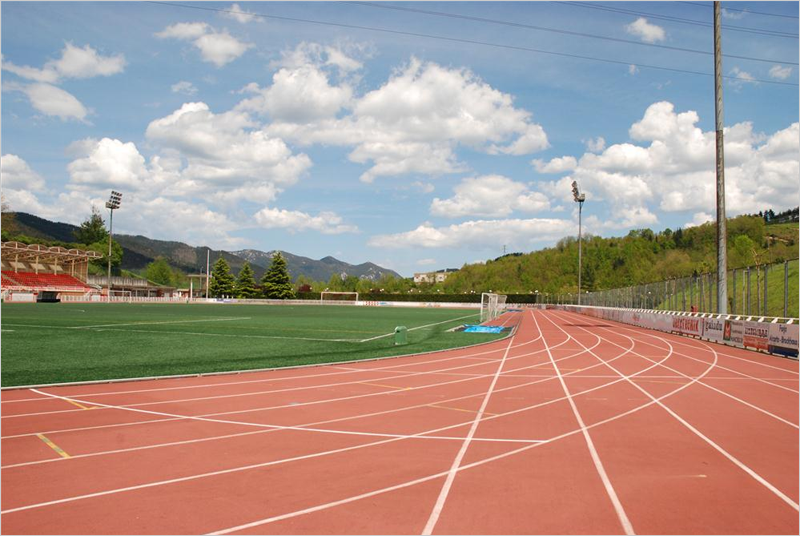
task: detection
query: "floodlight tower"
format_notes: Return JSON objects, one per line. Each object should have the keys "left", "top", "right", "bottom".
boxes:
{"left": 105, "top": 191, "right": 122, "bottom": 302}
{"left": 571, "top": 181, "right": 586, "bottom": 305}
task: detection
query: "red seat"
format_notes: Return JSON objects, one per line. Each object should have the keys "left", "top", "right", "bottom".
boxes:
{"left": 1, "top": 271, "right": 91, "bottom": 291}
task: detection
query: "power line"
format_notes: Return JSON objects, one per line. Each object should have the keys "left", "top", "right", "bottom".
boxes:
{"left": 681, "top": 2, "right": 799, "bottom": 20}
{"left": 145, "top": 1, "right": 798, "bottom": 87}
{"left": 558, "top": 2, "right": 798, "bottom": 39}
{"left": 346, "top": 1, "right": 796, "bottom": 66}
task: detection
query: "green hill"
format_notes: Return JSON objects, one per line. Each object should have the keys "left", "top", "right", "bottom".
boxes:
{"left": 438, "top": 214, "right": 797, "bottom": 296}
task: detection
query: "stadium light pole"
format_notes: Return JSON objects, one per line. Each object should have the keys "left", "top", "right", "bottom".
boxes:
{"left": 713, "top": 1, "right": 728, "bottom": 314}
{"left": 571, "top": 181, "right": 586, "bottom": 305}
{"left": 105, "top": 191, "right": 122, "bottom": 302}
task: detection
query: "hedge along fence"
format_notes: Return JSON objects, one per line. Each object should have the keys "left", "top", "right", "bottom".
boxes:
{"left": 295, "top": 292, "right": 543, "bottom": 304}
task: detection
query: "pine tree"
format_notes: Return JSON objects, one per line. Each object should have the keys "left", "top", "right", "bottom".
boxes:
{"left": 261, "top": 252, "right": 295, "bottom": 299}
{"left": 235, "top": 262, "right": 259, "bottom": 299}
{"left": 208, "top": 257, "right": 236, "bottom": 298}
{"left": 74, "top": 208, "right": 109, "bottom": 245}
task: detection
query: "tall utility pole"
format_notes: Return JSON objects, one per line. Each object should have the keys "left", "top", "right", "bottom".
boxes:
{"left": 571, "top": 181, "right": 586, "bottom": 305}
{"left": 105, "top": 191, "right": 122, "bottom": 302}
{"left": 714, "top": 1, "right": 728, "bottom": 314}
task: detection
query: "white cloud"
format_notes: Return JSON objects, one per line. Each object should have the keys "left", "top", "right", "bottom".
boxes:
{"left": 625, "top": 18, "right": 666, "bottom": 43}
{"left": 686, "top": 212, "right": 713, "bottom": 227}
{"left": 67, "top": 138, "right": 149, "bottom": 189}
{"left": 769, "top": 65, "right": 792, "bottom": 80}
{"left": 156, "top": 22, "right": 251, "bottom": 67}
{"left": 2, "top": 43, "right": 125, "bottom": 83}
{"left": 540, "top": 101, "right": 799, "bottom": 228}
{"left": 628, "top": 64, "right": 639, "bottom": 76}
{"left": 1, "top": 154, "right": 46, "bottom": 190}
{"left": 532, "top": 156, "right": 577, "bottom": 174}
{"left": 412, "top": 181, "right": 435, "bottom": 194}
{"left": 221, "top": 3, "right": 256, "bottom": 24}
{"left": 728, "top": 67, "right": 757, "bottom": 89}
{"left": 236, "top": 65, "right": 353, "bottom": 122}
{"left": 585, "top": 137, "right": 606, "bottom": 153}
{"left": 721, "top": 8, "right": 745, "bottom": 20}
{"left": 254, "top": 207, "right": 358, "bottom": 234}
{"left": 368, "top": 218, "right": 571, "bottom": 250}
{"left": 430, "top": 175, "right": 550, "bottom": 218}
{"left": 263, "top": 56, "right": 549, "bottom": 183}
{"left": 145, "top": 102, "right": 312, "bottom": 202}
{"left": 15, "top": 82, "right": 89, "bottom": 122}
{"left": 416, "top": 258, "right": 437, "bottom": 266}
{"left": 171, "top": 81, "right": 198, "bottom": 95}
{"left": 49, "top": 43, "right": 126, "bottom": 79}
{"left": 156, "top": 22, "right": 209, "bottom": 40}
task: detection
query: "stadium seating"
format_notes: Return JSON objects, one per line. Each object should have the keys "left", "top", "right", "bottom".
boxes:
{"left": 1, "top": 271, "right": 92, "bottom": 291}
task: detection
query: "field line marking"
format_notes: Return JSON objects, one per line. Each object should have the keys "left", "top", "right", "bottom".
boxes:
{"left": 428, "top": 404, "right": 497, "bottom": 417}
{"left": 357, "top": 382, "right": 410, "bottom": 391}
{"left": 551, "top": 310, "right": 800, "bottom": 513}
{"left": 68, "top": 317, "right": 253, "bottom": 329}
{"left": 358, "top": 313, "right": 479, "bottom": 343}
{"left": 422, "top": 333, "right": 516, "bottom": 534}
{"left": 35, "top": 434, "right": 70, "bottom": 459}
{"left": 533, "top": 311, "right": 634, "bottom": 535}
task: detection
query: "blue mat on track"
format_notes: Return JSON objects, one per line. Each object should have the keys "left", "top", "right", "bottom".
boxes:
{"left": 463, "top": 325, "right": 505, "bottom": 333}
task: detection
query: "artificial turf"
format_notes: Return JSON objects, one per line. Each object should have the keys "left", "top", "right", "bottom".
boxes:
{"left": 0, "top": 302, "right": 507, "bottom": 387}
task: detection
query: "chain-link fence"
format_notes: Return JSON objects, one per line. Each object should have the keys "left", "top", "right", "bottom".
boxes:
{"left": 546, "top": 259, "right": 798, "bottom": 319}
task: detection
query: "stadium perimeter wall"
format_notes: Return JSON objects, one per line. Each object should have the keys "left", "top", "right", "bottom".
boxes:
{"left": 545, "top": 304, "right": 798, "bottom": 359}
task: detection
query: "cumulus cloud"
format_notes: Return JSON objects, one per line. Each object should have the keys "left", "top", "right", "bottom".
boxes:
{"left": 1, "top": 154, "right": 47, "bottom": 191}
{"left": 221, "top": 3, "right": 256, "bottom": 24}
{"left": 368, "top": 218, "right": 572, "bottom": 250}
{"left": 171, "top": 81, "right": 198, "bottom": 95}
{"left": 430, "top": 175, "right": 550, "bottom": 218}
{"left": 769, "top": 65, "right": 792, "bottom": 80}
{"left": 625, "top": 18, "right": 666, "bottom": 43}
{"left": 686, "top": 212, "right": 713, "bottom": 227}
{"left": 145, "top": 102, "right": 311, "bottom": 202}
{"left": 540, "top": 101, "right": 799, "bottom": 228}
{"left": 728, "top": 67, "right": 757, "bottom": 89}
{"left": 532, "top": 156, "right": 577, "bottom": 174}
{"left": 262, "top": 56, "right": 549, "bottom": 183}
{"left": 67, "top": 138, "right": 149, "bottom": 189}
{"left": 156, "top": 22, "right": 251, "bottom": 67}
{"left": 254, "top": 207, "right": 358, "bottom": 234}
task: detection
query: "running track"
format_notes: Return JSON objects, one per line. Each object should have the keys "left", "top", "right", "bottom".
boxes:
{"left": 2, "top": 309, "right": 798, "bottom": 534}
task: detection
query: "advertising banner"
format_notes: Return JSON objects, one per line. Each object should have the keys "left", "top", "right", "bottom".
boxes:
{"left": 704, "top": 317, "right": 725, "bottom": 343}
{"left": 743, "top": 321, "right": 770, "bottom": 352}
{"left": 722, "top": 320, "right": 744, "bottom": 348}
{"left": 671, "top": 316, "right": 704, "bottom": 337}
{"left": 768, "top": 323, "right": 799, "bottom": 358}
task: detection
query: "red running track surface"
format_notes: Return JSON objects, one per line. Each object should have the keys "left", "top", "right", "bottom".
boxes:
{"left": 1, "top": 309, "right": 798, "bottom": 534}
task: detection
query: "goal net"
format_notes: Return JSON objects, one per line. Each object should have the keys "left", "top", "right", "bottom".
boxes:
{"left": 320, "top": 291, "right": 359, "bottom": 303}
{"left": 110, "top": 289, "right": 133, "bottom": 303}
{"left": 480, "top": 293, "right": 507, "bottom": 323}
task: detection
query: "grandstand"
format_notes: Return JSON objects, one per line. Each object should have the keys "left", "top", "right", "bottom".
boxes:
{"left": 1, "top": 241, "right": 101, "bottom": 302}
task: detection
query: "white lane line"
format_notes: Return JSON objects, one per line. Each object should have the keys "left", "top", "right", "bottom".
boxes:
{"left": 550, "top": 311, "right": 799, "bottom": 513}
{"left": 69, "top": 317, "right": 253, "bottom": 329}
{"left": 422, "top": 336, "right": 517, "bottom": 535}
{"left": 532, "top": 311, "right": 634, "bottom": 535}
{"left": 358, "top": 313, "right": 480, "bottom": 343}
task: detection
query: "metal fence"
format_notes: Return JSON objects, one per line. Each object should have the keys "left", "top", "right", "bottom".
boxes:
{"left": 548, "top": 260, "right": 798, "bottom": 319}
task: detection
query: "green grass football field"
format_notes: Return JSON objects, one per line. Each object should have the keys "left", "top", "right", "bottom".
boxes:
{"left": 0, "top": 303, "right": 506, "bottom": 387}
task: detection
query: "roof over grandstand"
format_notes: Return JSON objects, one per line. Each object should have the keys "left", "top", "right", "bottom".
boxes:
{"left": 1, "top": 241, "right": 103, "bottom": 262}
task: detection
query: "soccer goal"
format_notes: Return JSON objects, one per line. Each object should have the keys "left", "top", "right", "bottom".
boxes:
{"left": 110, "top": 289, "right": 133, "bottom": 303}
{"left": 320, "top": 291, "right": 359, "bottom": 303}
{"left": 480, "top": 292, "right": 507, "bottom": 323}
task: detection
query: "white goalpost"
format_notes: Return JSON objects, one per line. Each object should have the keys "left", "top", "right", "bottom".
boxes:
{"left": 320, "top": 291, "right": 359, "bottom": 303}
{"left": 480, "top": 292, "right": 507, "bottom": 323}
{"left": 110, "top": 289, "right": 133, "bottom": 303}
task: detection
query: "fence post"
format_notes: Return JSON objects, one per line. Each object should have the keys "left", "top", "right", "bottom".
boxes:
{"left": 681, "top": 278, "right": 687, "bottom": 311}
{"left": 746, "top": 268, "right": 751, "bottom": 316}
{"left": 785, "top": 261, "right": 789, "bottom": 318}
{"left": 690, "top": 276, "right": 694, "bottom": 311}
{"left": 732, "top": 269, "right": 737, "bottom": 315}
{"left": 763, "top": 265, "right": 768, "bottom": 317}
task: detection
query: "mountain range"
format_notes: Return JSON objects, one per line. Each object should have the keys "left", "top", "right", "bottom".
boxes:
{"left": 6, "top": 212, "right": 401, "bottom": 282}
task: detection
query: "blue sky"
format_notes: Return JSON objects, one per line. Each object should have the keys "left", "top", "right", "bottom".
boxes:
{"left": 2, "top": 1, "right": 798, "bottom": 277}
